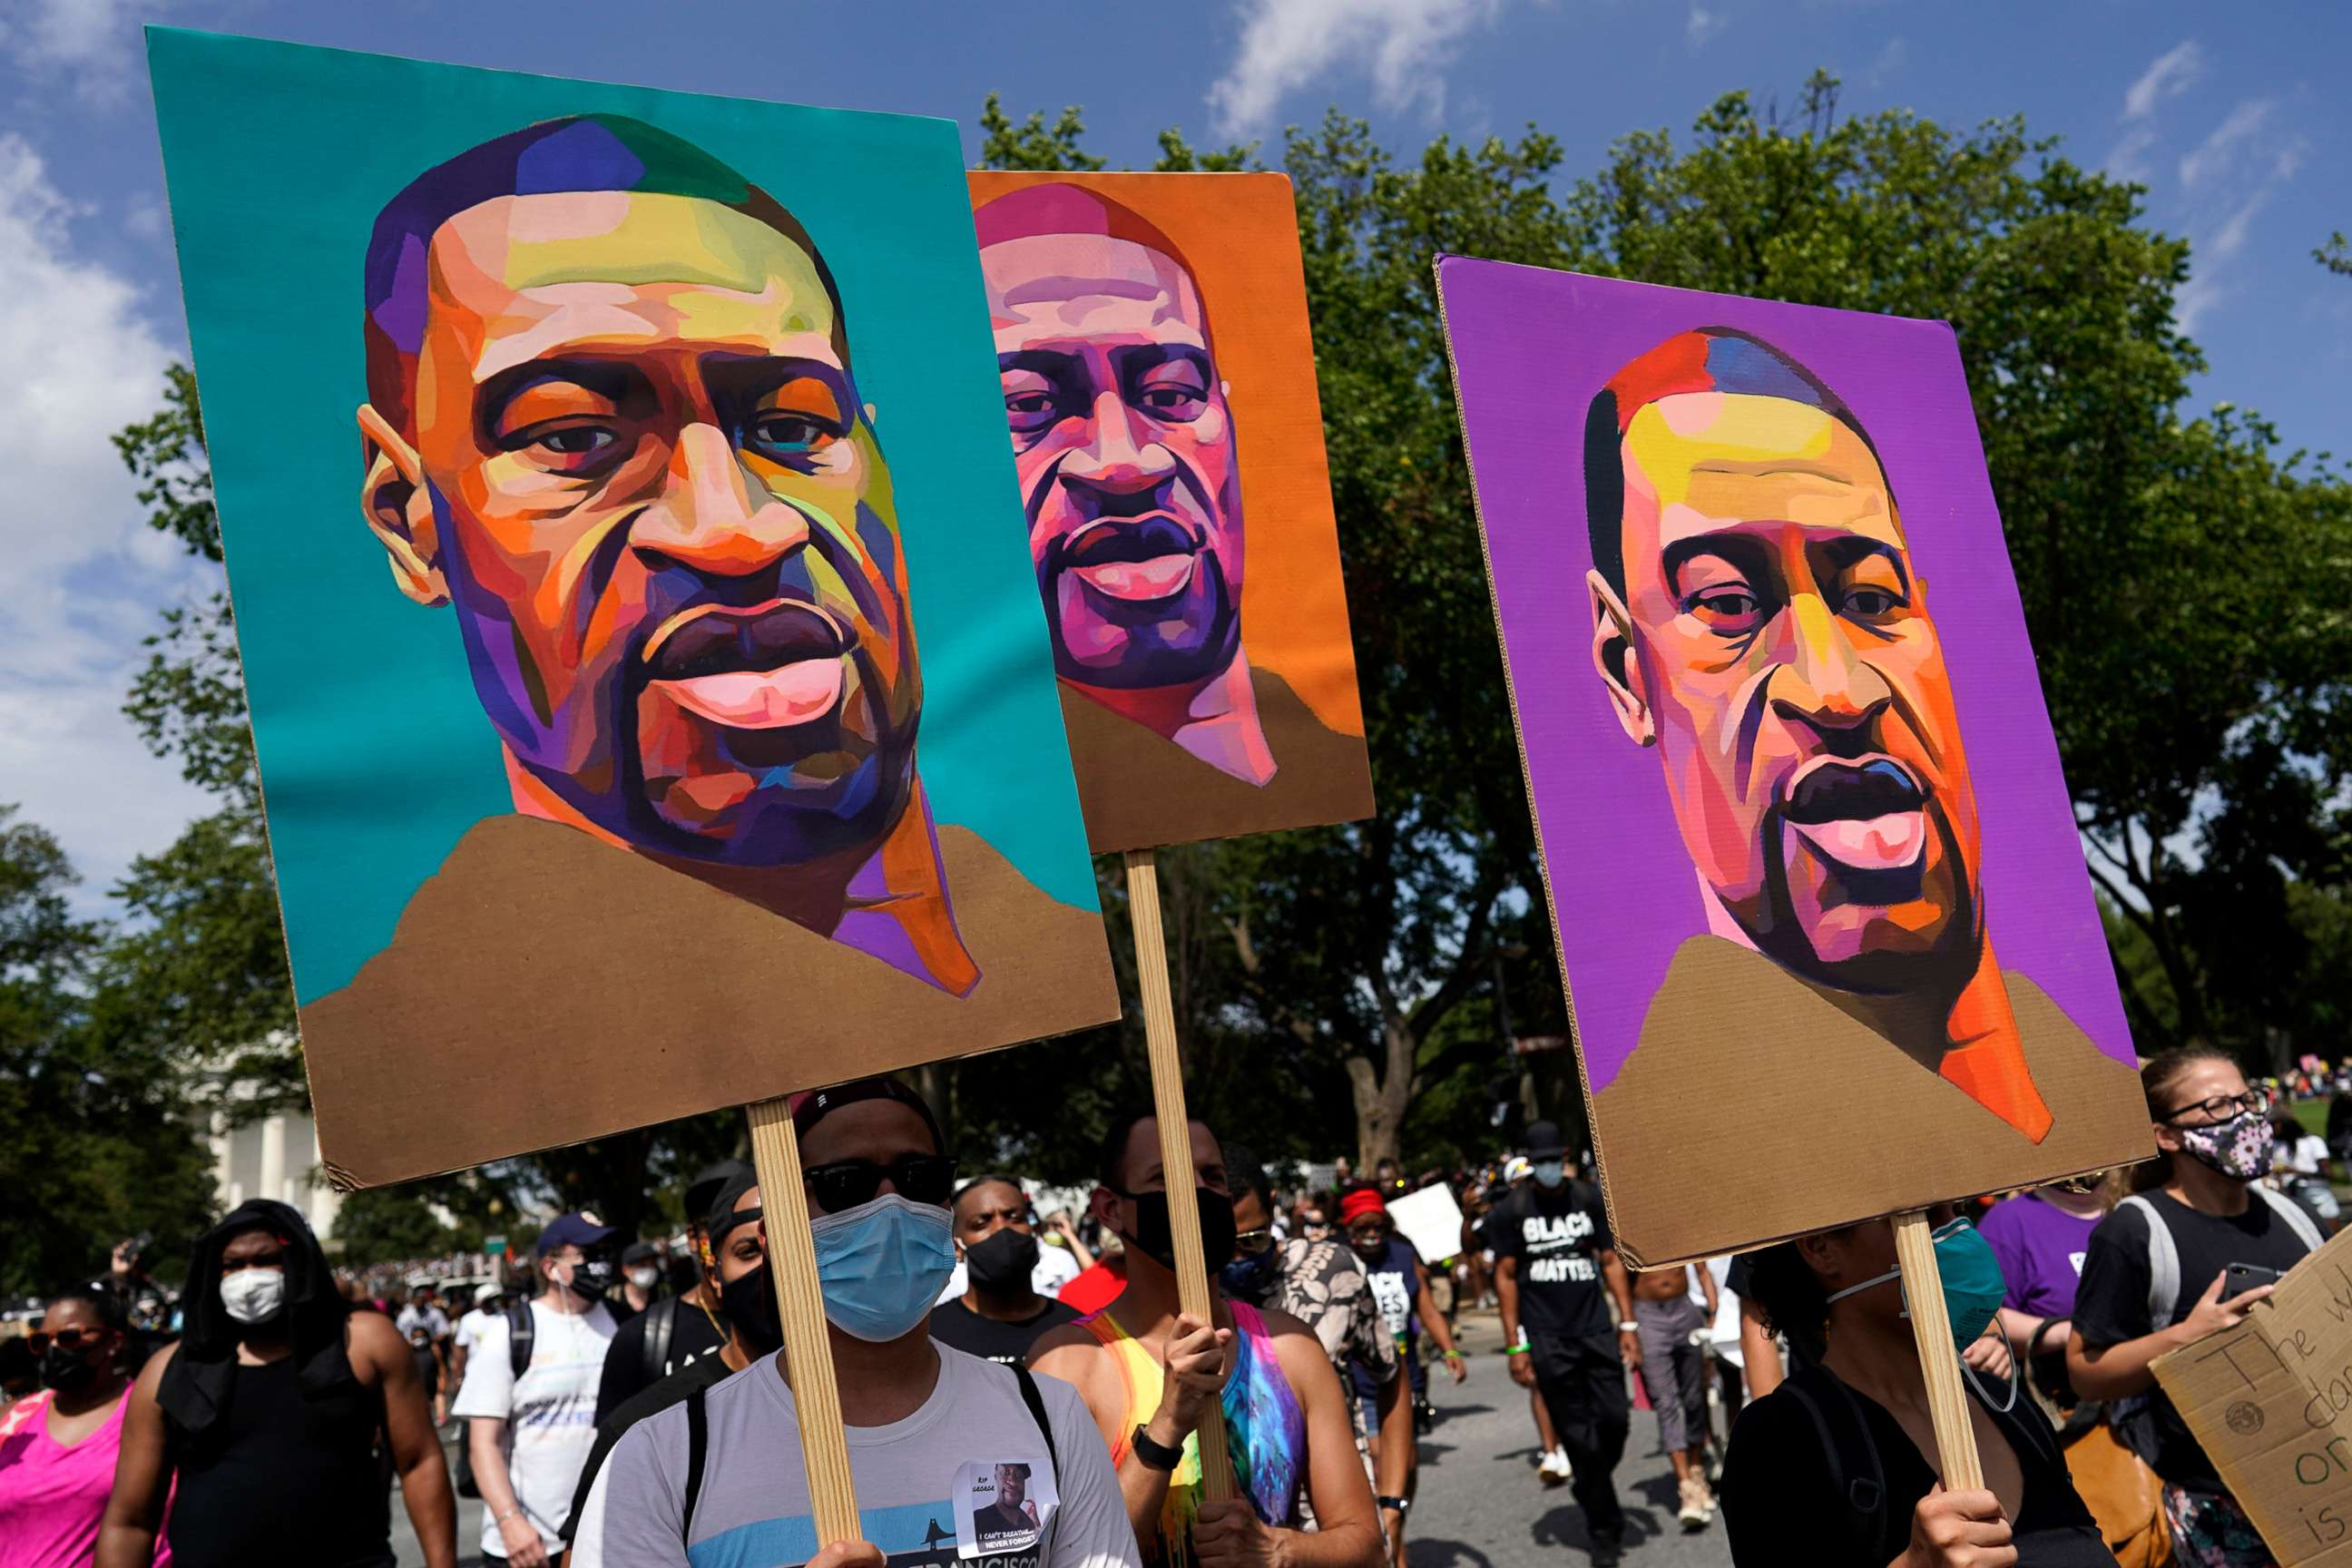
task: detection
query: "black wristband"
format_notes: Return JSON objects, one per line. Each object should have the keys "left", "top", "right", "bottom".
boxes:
{"left": 1131, "top": 1423, "right": 1185, "bottom": 1472}
{"left": 1377, "top": 1494, "right": 1410, "bottom": 1514}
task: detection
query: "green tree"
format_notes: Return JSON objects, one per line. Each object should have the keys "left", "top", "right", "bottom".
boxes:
{"left": 0, "top": 807, "right": 215, "bottom": 1295}
{"left": 2319, "top": 232, "right": 2351, "bottom": 278}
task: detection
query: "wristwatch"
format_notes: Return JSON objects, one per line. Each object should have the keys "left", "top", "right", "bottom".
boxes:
{"left": 1377, "top": 1494, "right": 1411, "bottom": 1514}
{"left": 1131, "top": 1423, "right": 1185, "bottom": 1472}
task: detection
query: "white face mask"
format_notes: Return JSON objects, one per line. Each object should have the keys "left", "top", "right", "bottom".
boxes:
{"left": 628, "top": 1267, "right": 661, "bottom": 1290}
{"left": 220, "top": 1267, "right": 286, "bottom": 1325}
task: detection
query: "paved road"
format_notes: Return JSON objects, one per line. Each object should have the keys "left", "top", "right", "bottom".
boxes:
{"left": 397, "top": 1311, "right": 1739, "bottom": 1568}
{"left": 1407, "top": 1310, "right": 1734, "bottom": 1568}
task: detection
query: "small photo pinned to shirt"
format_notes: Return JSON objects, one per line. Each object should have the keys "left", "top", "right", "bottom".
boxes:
{"left": 955, "top": 1457, "right": 1055, "bottom": 1557}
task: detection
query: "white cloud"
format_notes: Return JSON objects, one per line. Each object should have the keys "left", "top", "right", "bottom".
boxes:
{"left": 1864, "top": 36, "right": 1906, "bottom": 89}
{"left": 0, "top": 132, "right": 211, "bottom": 915}
{"left": 2179, "top": 98, "right": 2270, "bottom": 190}
{"left": 1207, "top": 0, "right": 1510, "bottom": 139}
{"left": 2122, "top": 40, "right": 2203, "bottom": 122}
{"left": 1685, "top": 5, "right": 1724, "bottom": 48}
{"left": 0, "top": 0, "right": 175, "bottom": 94}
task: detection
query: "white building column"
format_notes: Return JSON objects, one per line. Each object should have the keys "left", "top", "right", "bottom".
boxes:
{"left": 211, "top": 1110, "right": 235, "bottom": 1210}
{"left": 258, "top": 1114, "right": 288, "bottom": 1207}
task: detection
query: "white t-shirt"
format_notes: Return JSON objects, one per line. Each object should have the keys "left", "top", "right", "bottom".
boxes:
{"left": 2282, "top": 1133, "right": 2331, "bottom": 1177}
{"left": 454, "top": 1307, "right": 497, "bottom": 1360}
{"left": 397, "top": 1303, "right": 451, "bottom": 1344}
{"left": 451, "top": 1298, "right": 617, "bottom": 1554}
{"left": 936, "top": 1240, "right": 1086, "bottom": 1305}
{"left": 572, "top": 1347, "right": 1138, "bottom": 1568}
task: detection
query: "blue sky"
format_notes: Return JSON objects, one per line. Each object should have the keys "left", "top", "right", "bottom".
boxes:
{"left": 1, "top": 0, "right": 2345, "bottom": 918}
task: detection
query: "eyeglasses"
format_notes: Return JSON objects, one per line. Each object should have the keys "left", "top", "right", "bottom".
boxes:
{"left": 27, "top": 1328, "right": 106, "bottom": 1353}
{"left": 1234, "top": 1229, "right": 1275, "bottom": 1258}
{"left": 803, "top": 1153, "right": 958, "bottom": 1212}
{"left": 2162, "top": 1087, "right": 2272, "bottom": 1126}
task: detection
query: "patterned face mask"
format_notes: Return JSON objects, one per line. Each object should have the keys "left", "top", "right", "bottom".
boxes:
{"left": 2174, "top": 1110, "right": 2275, "bottom": 1181}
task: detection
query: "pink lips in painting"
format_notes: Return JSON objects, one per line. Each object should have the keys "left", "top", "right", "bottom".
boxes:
{"left": 1779, "top": 756, "right": 1927, "bottom": 876}
{"left": 1062, "top": 514, "right": 1201, "bottom": 606}
{"left": 640, "top": 600, "right": 851, "bottom": 730}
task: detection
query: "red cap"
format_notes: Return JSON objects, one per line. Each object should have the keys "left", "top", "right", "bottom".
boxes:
{"left": 1339, "top": 1189, "right": 1389, "bottom": 1226}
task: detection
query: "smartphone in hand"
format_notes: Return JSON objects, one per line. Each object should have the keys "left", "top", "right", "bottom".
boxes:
{"left": 2222, "top": 1261, "right": 2282, "bottom": 1298}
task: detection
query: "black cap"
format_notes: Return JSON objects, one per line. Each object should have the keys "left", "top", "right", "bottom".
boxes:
{"left": 686, "top": 1161, "right": 752, "bottom": 1230}
{"left": 621, "top": 1240, "right": 660, "bottom": 1268}
{"left": 790, "top": 1077, "right": 944, "bottom": 1153}
{"left": 707, "top": 1171, "right": 762, "bottom": 1248}
{"left": 1524, "top": 1121, "right": 1567, "bottom": 1160}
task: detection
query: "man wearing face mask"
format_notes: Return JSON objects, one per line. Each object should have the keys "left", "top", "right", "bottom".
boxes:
{"left": 561, "top": 1173, "right": 777, "bottom": 1556}
{"left": 1721, "top": 1211, "right": 2108, "bottom": 1566}
{"left": 592, "top": 1163, "right": 743, "bottom": 1426}
{"left": 1031, "top": 1112, "right": 1383, "bottom": 1568}
{"left": 1491, "top": 1123, "right": 1638, "bottom": 1564}
{"left": 451, "top": 1212, "right": 622, "bottom": 1566}
{"left": 573, "top": 1077, "right": 1137, "bottom": 1568}
{"left": 98, "top": 1198, "right": 456, "bottom": 1568}
{"left": 932, "top": 1175, "right": 1083, "bottom": 1364}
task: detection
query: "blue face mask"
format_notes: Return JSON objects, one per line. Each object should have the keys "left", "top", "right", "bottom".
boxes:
{"left": 1826, "top": 1220, "right": 2013, "bottom": 1399}
{"left": 1533, "top": 1159, "right": 1566, "bottom": 1189}
{"left": 1220, "top": 1247, "right": 1278, "bottom": 1302}
{"left": 809, "top": 1193, "right": 957, "bottom": 1343}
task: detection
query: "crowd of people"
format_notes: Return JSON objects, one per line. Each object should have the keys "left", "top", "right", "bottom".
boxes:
{"left": 0, "top": 1049, "right": 2342, "bottom": 1567}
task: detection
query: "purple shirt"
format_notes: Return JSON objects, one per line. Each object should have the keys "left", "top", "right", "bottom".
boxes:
{"left": 1977, "top": 1191, "right": 2101, "bottom": 1319}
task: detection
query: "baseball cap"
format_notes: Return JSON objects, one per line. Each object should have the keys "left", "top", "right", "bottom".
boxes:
{"left": 473, "top": 1282, "right": 502, "bottom": 1306}
{"left": 685, "top": 1160, "right": 752, "bottom": 1229}
{"left": 1502, "top": 1155, "right": 1533, "bottom": 1182}
{"left": 789, "top": 1076, "right": 944, "bottom": 1152}
{"left": 535, "top": 1211, "right": 618, "bottom": 1257}
{"left": 1524, "top": 1121, "right": 1567, "bottom": 1160}
{"left": 622, "top": 1240, "right": 661, "bottom": 1268}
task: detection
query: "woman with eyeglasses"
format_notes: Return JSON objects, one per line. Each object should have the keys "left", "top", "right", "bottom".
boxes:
{"left": 0, "top": 1282, "right": 170, "bottom": 1566}
{"left": 2070, "top": 1045, "right": 2323, "bottom": 1568}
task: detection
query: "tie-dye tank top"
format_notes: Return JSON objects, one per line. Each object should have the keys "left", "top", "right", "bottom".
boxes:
{"left": 1080, "top": 1299, "right": 1304, "bottom": 1567}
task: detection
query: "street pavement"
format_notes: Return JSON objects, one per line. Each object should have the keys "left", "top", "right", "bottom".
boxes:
{"left": 1408, "top": 1309, "right": 1734, "bottom": 1568}
{"left": 395, "top": 1309, "right": 1739, "bottom": 1568}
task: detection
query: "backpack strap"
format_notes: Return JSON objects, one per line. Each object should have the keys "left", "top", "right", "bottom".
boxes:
{"left": 682, "top": 1380, "right": 709, "bottom": 1544}
{"left": 642, "top": 1296, "right": 679, "bottom": 1384}
{"left": 1780, "top": 1368, "right": 1886, "bottom": 1561}
{"left": 506, "top": 1298, "right": 536, "bottom": 1381}
{"left": 1012, "top": 1362, "right": 1061, "bottom": 1481}
{"left": 2253, "top": 1182, "right": 2326, "bottom": 1254}
{"left": 2115, "top": 1194, "right": 2182, "bottom": 1327}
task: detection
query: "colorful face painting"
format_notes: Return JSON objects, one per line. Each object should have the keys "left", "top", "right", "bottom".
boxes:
{"left": 1436, "top": 260, "right": 2151, "bottom": 1265}
{"left": 149, "top": 31, "right": 1116, "bottom": 1187}
{"left": 967, "top": 172, "right": 1374, "bottom": 852}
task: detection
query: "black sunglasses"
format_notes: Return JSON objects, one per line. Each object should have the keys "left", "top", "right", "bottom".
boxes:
{"left": 27, "top": 1327, "right": 108, "bottom": 1353}
{"left": 804, "top": 1153, "right": 958, "bottom": 1212}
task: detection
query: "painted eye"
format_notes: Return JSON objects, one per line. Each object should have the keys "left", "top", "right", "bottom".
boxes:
{"left": 1684, "top": 586, "right": 1768, "bottom": 636}
{"left": 536, "top": 426, "right": 613, "bottom": 456}
{"left": 747, "top": 413, "right": 838, "bottom": 457}
{"left": 1134, "top": 377, "right": 1207, "bottom": 421}
{"left": 1845, "top": 588, "right": 1903, "bottom": 618}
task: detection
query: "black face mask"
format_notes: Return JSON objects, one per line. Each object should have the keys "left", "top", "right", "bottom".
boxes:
{"left": 719, "top": 1263, "right": 784, "bottom": 1358}
{"left": 564, "top": 1254, "right": 618, "bottom": 1298}
{"left": 965, "top": 1228, "right": 1041, "bottom": 1295}
{"left": 38, "top": 1343, "right": 101, "bottom": 1392}
{"left": 1219, "top": 1249, "right": 1277, "bottom": 1303}
{"left": 1118, "top": 1189, "right": 1237, "bottom": 1273}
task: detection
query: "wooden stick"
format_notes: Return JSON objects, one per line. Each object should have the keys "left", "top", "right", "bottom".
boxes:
{"left": 1892, "top": 1210, "right": 1984, "bottom": 1492}
{"left": 747, "top": 1096, "right": 863, "bottom": 1545}
{"left": 1123, "top": 848, "right": 1237, "bottom": 1504}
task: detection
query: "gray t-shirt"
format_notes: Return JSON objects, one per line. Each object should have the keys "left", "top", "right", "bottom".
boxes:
{"left": 571, "top": 1346, "right": 1139, "bottom": 1568}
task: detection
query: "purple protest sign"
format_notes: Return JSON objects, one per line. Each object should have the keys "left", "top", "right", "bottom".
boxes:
{"left": 1439, "top": 259, "right": 2150, "bottom": 1264}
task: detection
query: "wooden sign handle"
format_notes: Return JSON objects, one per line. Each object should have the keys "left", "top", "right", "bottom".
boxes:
{"left": 747, "top": 1096, "right": 863, "bottom": 1546}
{"left": 1123, "top": 848, "right": 1238, "bottom": 1504}
{"left": 1892, "top": 1210, "right": 1984, "bottom": 1492}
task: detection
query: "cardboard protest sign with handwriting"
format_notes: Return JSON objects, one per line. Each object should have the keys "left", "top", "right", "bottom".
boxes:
{"left": 150, "top": 31, "right": 1117, "bottom": 1186}
{"left": 1437, "top": 259, "right": 2151, "bottom": 1265}
{"left": 2155, "top": 1225, "right": 2352, "bottom": 1563}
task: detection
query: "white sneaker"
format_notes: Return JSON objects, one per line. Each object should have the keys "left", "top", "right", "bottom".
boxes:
{"left": 1677, "top": 1476, "right": 1709, "bottom": 1531}
{"left": 1538, "top": 1447, "right": 1573, "bottom": 1486}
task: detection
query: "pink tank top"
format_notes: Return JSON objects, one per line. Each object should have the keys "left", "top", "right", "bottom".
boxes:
{"left": 0, "top": 1389, "right": 172, "bottom": 1568}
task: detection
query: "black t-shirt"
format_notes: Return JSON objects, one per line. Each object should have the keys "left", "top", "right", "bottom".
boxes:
{"left": 593, "top": 1295, "right": 731, "bottom": 1426}
{"left": 1721, "top": 1364, "right": 2110, "bottom": 1567}
{"left": 1495, "top": 1179, "right": 1614, "bottom": 1342}
{"left": 927, "top": 1297, "right": 1082, "bottom": 1365}
{"left": 2073, "top": 1189, "right": 2318, "bottom": 1492}
{"left": 562, "top": 1350, "right": 737, "bottom": 1543}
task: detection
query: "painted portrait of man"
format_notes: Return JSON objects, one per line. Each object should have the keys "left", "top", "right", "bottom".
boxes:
{"left": 253, "top": 112, "right": 1113, "bottom": 1183}
{"left": 1436, "top": 253, "right": 2151, "bottom": 1266}
{"left": 970, "top": 179, "right": 1374, "bottom": 851}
